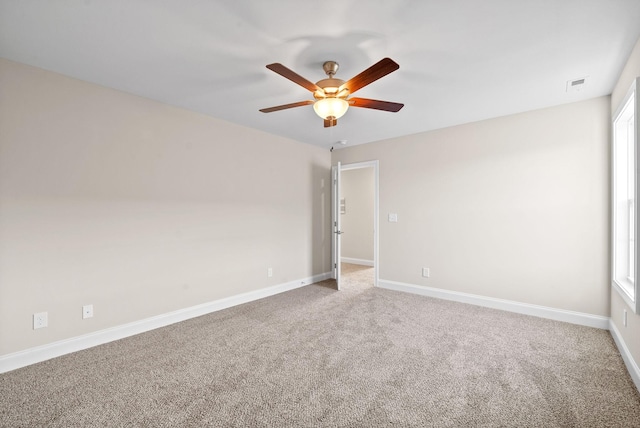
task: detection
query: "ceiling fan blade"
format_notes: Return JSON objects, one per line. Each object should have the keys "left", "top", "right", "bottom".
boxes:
{"left": 324, "top": 118, "right": 337, "bottom": 127}
{"left": 349, "top": 97, "right": 404, "bottom": 112}
{"left": 340, "top": 58, "right": 400, "bottom": 95}
{"left": 259, "top": 100, "right": 314, "bottom": 113}
{"left": 266, "top": 63, "right": 321, "bottom": 93}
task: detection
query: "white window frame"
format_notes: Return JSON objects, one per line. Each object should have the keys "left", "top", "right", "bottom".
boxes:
{"left": 612, "top": 77, "right": 640, "bottom": 314}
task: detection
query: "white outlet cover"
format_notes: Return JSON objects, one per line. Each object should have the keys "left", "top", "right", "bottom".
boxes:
{"left": 388, "top": 213, "right": 398, "bottom": 222}
{"left": 83, "top": 304, "right": 94, "bottom": 319}
{"left": 33, "top": 312, "right": 48, "bottom": 329}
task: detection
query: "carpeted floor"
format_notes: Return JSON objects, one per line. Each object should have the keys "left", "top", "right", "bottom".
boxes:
{"left": 1, "top": 263, "right": 639, "bottom": 427}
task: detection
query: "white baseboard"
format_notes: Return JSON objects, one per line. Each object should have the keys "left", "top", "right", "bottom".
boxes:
{"left": 0, "top": 272, "right": 332, "bottom": 374}
{"left": 609, "top": 320, "right": 640, "bottom": 393}
{"left": 377, "top": 279, "right": 610, "bottom": 330}
{"left": 341, "top": 257, "right": 374, "bottom": 267}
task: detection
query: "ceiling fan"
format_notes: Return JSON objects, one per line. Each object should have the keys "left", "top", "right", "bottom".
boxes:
{"left": 259, "top": 58, "right": 404, "bottom": 127}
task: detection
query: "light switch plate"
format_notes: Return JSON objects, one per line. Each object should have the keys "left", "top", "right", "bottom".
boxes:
{"left": 388, "top": 213, "right": 398, "bottom": 222}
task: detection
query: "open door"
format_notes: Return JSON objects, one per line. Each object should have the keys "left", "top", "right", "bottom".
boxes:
{"left": 331, "top": 162, "right": 342, "bottom": 290}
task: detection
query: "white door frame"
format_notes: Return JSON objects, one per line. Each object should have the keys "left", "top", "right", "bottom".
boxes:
{"left": 331, "top": 162, "right": 342, "bottom": 290}
{"left": 335, "top": 160, "right": 379, "bottom": 287}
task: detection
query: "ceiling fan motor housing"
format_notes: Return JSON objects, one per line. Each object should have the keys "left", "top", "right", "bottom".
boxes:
{"left": 315, "top": 61, "right": 349, "bottom": 99}
{"left": 314, "top": 78, "right": 348, "bottom": 99}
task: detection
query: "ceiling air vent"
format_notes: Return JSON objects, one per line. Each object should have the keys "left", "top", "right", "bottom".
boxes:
{"left": 566, "top": 76, "right": 589, "bottom": 93}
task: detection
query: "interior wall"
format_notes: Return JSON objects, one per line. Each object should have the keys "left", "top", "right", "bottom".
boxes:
{"left": 0, "top": 58, "right": 332, "bottom": 356}
{"left": 610, "top": 36, "right": 640, "bottom": 373}
{"left": 340, "top": 167, "right": 374, "bottom": 264}
{"left": 332, "top": 96, "right": 610, "bottom": 317}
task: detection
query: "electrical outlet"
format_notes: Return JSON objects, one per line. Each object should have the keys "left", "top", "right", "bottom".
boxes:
{"left": 33, "top": 312, "right": 48, "bottom": 329}
{"left": 267, "top": 267, "right": 273, "bottom": 278}
{"left": 422, "top": 267, "right": 430, "bottom": 278}
{"left": 83, "top": 304, "right": 94, "bottom": 319}
{"left": 623, "top": 309, "right": 628, "bottom": 327}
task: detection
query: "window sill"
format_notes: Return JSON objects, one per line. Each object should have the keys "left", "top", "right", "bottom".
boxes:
{"left": 613, "top": 279, "right": 638, "bottom": 314}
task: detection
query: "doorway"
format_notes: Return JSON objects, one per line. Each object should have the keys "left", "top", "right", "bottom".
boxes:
{"left": 332, "top": 161, "right": 379, "bottom": 290}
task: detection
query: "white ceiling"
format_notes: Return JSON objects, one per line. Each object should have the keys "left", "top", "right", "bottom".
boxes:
{"left": 1, "top": 1, "right": 640, "bottom": 149}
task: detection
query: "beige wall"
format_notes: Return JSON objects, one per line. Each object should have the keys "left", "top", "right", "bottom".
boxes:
{"left": 611, "top": 36, "right": 640, "bottom": 372}
{"left": 333, "top": 96, "right": 610, "bottom": 316}
{"left": 0, "top": 59, "right": 332, "bottom": 355}
{"left": 340, "top": 167, "right": 374, "bottom": 263}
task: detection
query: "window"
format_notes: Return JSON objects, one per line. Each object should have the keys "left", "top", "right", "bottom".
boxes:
{"left": 612, "top": 77, "right": 639, "bottom": 313}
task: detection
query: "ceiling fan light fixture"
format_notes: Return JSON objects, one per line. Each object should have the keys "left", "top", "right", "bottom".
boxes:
{"left": 260, "top": 58, "right": 402, "bottom": 126}
{"left": 313, "top": 97, "right": 349, "bottom": 120}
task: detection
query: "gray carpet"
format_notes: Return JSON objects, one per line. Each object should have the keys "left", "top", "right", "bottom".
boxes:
{"left": 1, "top": 263, "right": 639, "bottom": 427}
